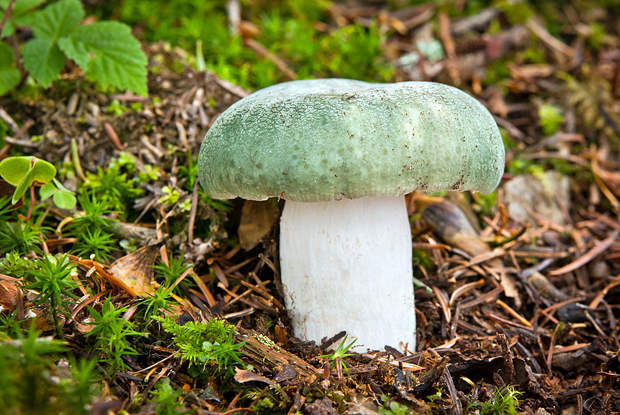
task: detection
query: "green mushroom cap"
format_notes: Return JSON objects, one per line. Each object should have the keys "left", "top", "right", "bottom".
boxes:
{"left": 198, "top": 79, "right": 505, "bottom": 202}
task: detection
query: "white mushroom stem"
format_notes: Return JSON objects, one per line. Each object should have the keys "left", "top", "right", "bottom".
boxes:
{"left": 279, "top": 195, "right": 416, "bottom": 352}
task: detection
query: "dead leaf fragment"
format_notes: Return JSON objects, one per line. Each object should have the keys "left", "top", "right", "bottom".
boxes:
{"left": 274, "top": 364, "right": 296, "bottom": 382}
{"left": 0, "top": 280, "right": 20, "bottom": 314}
{"left": 305, "top": 397, "right": 338, "bottom": 415}
{"left": 238, "top": 200, "right": 280, "bottom": 250}
{"left": 233, "top": 368, "right": 274, "bottom": 385}
{"left": 108, "top": 244, "right": 160, "bottom": 295}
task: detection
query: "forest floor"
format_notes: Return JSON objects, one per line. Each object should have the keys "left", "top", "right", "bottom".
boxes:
{"left": 1, "top": 1, "right": 620, "bottom": 414}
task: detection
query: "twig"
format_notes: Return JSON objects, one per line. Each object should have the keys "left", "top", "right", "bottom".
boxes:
{"left": 496, "top": 299, "right": 532, "bottom": 327}
{"left": 438, "top": 10, "right": 459, "bottom": 84}
{"left": 525, "top": 18, "right": 574, "bottom": 58}
{"left": 244, "top": 38, "right": 297, "bottom": 81}
{"left": 497, "top": 334, "right": 515, "bottom": 385}
{"left": 546, "top": 323, "right": 559, "bottom": 373}
{"left": 226, "top": 0, "right": 241, "bottom": 35}
{"left": 71, "top": 138, "right": 88, "bottom": 182}
{"left": 214, "top": 76, "right": 250, "bottom": 98}
{"left": 449, "top": 278, "right": 484, "bottom": 306}
{"left": 0, "top": 0, "right": 16, "bottom": 38}
{"left": 0, "top": 107, "right": 21, "bottom": 133}
{"left": 432, "top": 286, "right": 451, "bottom": 324}
{"left": 589, "top": 277, "right": 620, "bottom": 309}
{"left": 190, "top": 271, "right": 217, "bottom": 308}
{"left": 442, "top": 368, "right": 461, "bottom": 415}
{"left": 130, "top": 354, "right": 175, "bottom": 375}
{"left": 549, "top": 231, "right": 619, "bottom": 275}
{"left": 104, "top": 122, "right": 125, "bottom": 151}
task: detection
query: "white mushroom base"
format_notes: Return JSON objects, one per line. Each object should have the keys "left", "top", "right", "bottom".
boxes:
{"left": 279, "top": 196, "right": 416, "bottom": 352}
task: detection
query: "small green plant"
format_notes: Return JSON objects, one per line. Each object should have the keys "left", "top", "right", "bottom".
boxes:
{"left": 0, "top": 324, "right": 98, "bottom": 415}
{"left": 155, "top": 316, "right": 246, "bottom": 379}
{"left": 0, "top": 156, "right": 75, "bottom": 210}
{"left": 105, "top": 99, "right": 128, "bottom": 116}
{"left": 538, "top": 104, "right": 564, "bottom": 136}
{"left": 68, "top": 193, "right": 116, "bottom": 234}
{"left": 0, "top": 220, "right": 48, "bottom": 255}
{"left": 247, "top": 384, "right": 290, "bottom": 414}
{"left": 0, "top": 0, "right": 147, "bottom": 96}
{"left": 318, "top": 334, "right": 356, "bottom": 378}
{"left": 82, "top": 161, "right": 144, "bottom": 217}
{"left": 23, "top": 253, "right": 79, "bottom": 335}
{"left": 86, "top": 297, "right": 145, "bottom": 374}
{"left": 0, "top": 250, "right": 35, "bottom": 278}
{"left": 152, "top": 254, "right": 193, "bottom": 294}
{"left": 149, "top": 378, "right": 191, "bottom": 415}
{"left": 428, "top": 387, "right": 443, "bottom": 403}
{"left": 139, "top": 165, "right": 160, "bottom": 183}
{"left": 65, "top": 193, "right": 118, "bottom": 260}
{"left": 71, "top": 227, "right": 116, "bottom": 262}
{"left": 137, "top": 281, "right": 177, "bottom": 323}
{"left": 63, "top": 356, "right": 99, "bottom": 413}
{"left": 0, "top": 324, "right": 67, "bottom": 414}
{"left": 468, "top": 386, "right": 521, "bottom": 415}
{"left": 379, "top": 395, "right": 410, "bottom": 415}
{"left": 412, "top": 248, "right": 434, "bottom": 271}
{"left": 0, "top": 39, "right": 18, "bottom": 96}
{"left": 160, "top": 186, "right": 180, "bottom": 207}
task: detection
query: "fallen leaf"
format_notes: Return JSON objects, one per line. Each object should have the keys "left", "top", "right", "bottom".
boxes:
{"left": 108, "top": 244, "right": 160, "bottom": 295}
{"left": 238, "top": 200, "right": 280, "bottom": 250}
{"left": 233, "top": 368, "right": 274, "bottom": 385}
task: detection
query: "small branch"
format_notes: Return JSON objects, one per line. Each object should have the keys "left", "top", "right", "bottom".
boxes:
{"left": 244, "top": 38, "right": 297, "bottom": 81}
{"left": 549, "top": 231, "right": 619, "bottom": 275}
{"left": 0, "top": 0, "right": 17, "bottom": 36}
{"left": 0, "top": 107, "right": 21, "bottom": 133}
{"left": 442, "top": 369, "right": 461, "bottom": 415}
{"left": 104, "top": 122, "right": 125, "bottom": 151}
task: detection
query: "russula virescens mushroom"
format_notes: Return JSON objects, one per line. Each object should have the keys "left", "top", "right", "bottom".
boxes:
{"left": 197, "top": 79, "right": 504, "bottom": 351}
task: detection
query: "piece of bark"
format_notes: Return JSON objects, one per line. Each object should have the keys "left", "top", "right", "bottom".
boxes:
{"left": 0, "top": 280, "right": 20, "bottom": 314}
{"left": 236, "top": 328, "right": 318, "bottom": 383}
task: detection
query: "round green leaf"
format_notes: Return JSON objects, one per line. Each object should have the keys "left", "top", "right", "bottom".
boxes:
{"left": 53, "top": 189, "right": 76, "bottom": 210}
{"left": 0, "top": 157, "right": 57, "bottom": 204}
{"left": 0, "top": 156, "right": 32, "bottom": 186}
{"left": 40, "top": 182, "right": 58, "bottom": 201}
{"left": 0, "top": 156, "right": 57, "bottom": 186}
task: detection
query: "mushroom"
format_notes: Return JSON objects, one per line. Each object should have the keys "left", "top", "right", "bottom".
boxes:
{"left": 197, "top": 79, "right": 504, "bottom": 351}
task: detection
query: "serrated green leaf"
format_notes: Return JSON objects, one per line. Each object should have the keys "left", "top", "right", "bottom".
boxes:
{"left": 1, "top": 0, "right": 47, "bottom": 16}
{"left": 39, "top": 181, "right": 57, "bottom": 201}
{"left": 58, "top": 21, "right": 148, "bottom": 96}
{"left": 31, "top": 0, "right": 83, "bottom": 41}
{"left": 0, "top": 41, "right": 14, "bottom": 64}
{"left": 0, "top": 12, "right": 15, "bottom": 38}
{"left": 22, "top": 38, "right": 65, "bottom": 87}
{"left": 53, "top": 188, "right": 76, "bottom": 209}
{"left": 0, "top": 66, "right": 19, "bottom": 96}
{"left": 0, "top": 0, "right": 46, "bottom": 37}
{"left": 14, "top": 10, "right": 36, "bottom": 27}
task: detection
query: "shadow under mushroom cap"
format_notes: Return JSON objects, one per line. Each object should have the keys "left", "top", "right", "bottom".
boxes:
{"left": 198, "top": 79, "right": 505, "bottom": 202}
